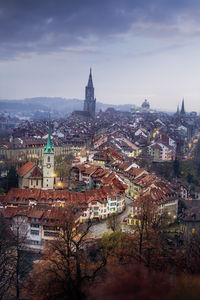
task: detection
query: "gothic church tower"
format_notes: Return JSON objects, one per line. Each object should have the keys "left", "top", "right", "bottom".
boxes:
{"left": 84, "top": 68, "right": 96, "bottom": 118}
{"left": 180, "top": 99, "right": 185, "bottom": 115}
{"left": 43, "top": 127, "right": 54, "bottom": 189}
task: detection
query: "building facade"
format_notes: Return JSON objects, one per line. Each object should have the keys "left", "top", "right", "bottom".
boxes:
{"left": 17, "top": 161, "right": 42, "bottom": 189}
{"left": 0, "top": 144, "right": 84, "bottom": 162}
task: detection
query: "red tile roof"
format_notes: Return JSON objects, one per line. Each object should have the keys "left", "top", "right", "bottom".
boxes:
{"left": 107, "top": 147, "right": 123, "bottom": 161}
{"left": 17, "top": 161, "right": 35, "bottom": 177}
{"left": 4, "top": 185, "right": 125, "bottom": 207}
{"left": 2, "top": 206, "right": 81, "bottom": 227}
{"left": 29, "top": 167, "right": 42, "bottom": 178}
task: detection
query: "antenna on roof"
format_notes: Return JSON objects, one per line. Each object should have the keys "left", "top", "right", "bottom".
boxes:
{"left": 48, "top": 111, "right": 52, "bottom": 133}
{"left": 48, "top": 111, "right": 51, "bottom": 124}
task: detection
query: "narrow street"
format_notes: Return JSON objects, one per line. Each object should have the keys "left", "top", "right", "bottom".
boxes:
{"left": 118, "top": 196, "right": 133, "bottom": 221}
{"left": 88, "top": 196, "right": 133, "bottom": 239}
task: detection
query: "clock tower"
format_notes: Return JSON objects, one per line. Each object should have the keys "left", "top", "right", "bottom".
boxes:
{"left": 43, "top": 127, "right": 54, "bottom": 189}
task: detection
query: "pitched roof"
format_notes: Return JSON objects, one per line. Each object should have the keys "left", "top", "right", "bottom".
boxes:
{"left": 4, "top": 185, "right": 125, "bottom": 207}
{"left": 29, "top": 167, "right": 42, "bottom": 178}
{"left": 44, "top": 127, "right": 54, "bottom": 154}
{"left": 2, "top": 206, "right": 81, "bottom": 226}
{"left": 17, "top": 161, "right": 35, "bottom": 177}
{"left": 28, "top": 209, "right": 44, "bottom": 219}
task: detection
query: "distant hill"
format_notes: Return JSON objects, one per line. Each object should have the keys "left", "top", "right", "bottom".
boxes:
{"left": 0, "top": 97, "right": 136, "bottom": 115}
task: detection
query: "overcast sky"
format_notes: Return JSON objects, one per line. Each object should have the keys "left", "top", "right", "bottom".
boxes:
{"left": 0, "top": 0, "right": 200, "bottom": 112}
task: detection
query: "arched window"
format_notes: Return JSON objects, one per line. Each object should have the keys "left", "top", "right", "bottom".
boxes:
{"left": 48, "top": 156, "right": 50, "bottom": 162}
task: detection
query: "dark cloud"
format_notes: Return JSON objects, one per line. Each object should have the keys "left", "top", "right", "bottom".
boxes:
{"left": 0, "top": 0, "right": 200, "bottom": 59}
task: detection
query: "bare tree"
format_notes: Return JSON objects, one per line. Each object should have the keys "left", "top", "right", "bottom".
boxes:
{"left": 102, "top": 196, "right": 175, "bottom": 270}
{"left": 0, "top": 212, "right": 33, "bottom": 300}
{"left": 106, "top": 213, "right": 120, "bottom": 232}
{"left": 128, "top": 195, "right": 177, "bottom": 270}
{"left": 0, "top": 212, "right": 17, "bottom": 299}
{"left": 55, "top": 154, "right": 74, "bottom": 181}
{"left": 26, "top": 202, "right": 107, "bottom": 300}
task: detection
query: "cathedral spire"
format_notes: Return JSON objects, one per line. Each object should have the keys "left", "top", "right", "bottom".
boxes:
{"left": 180, "top": 98, "right": 185, "bottom": 115}
{"left": 84, "top": 68, "right": 96, "bottom": 118}
{"left": 87, "top": 67, "right": 93, "bottom": 88}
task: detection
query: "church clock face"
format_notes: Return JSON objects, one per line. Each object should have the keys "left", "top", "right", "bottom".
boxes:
{"left": 47, "top": 164, "right": 51, "bottom": 169}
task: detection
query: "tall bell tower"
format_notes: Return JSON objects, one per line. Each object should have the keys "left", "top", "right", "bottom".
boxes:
{"left": 84, "top": 68, "right": 96, "bottom": 118}
{"left": 43, "top": 127, "right": 54, "bottom": 189}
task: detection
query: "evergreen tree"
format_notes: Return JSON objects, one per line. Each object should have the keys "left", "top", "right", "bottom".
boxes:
{"left": 173, "top": 158, "right": 180, "bottom": 177}
{"left": 7, "top": 167, "right": 18, "bottom": 190}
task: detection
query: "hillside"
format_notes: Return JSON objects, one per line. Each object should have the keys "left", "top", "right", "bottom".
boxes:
{"left": 0, "top": 97, "right": 135, "bottom": 116}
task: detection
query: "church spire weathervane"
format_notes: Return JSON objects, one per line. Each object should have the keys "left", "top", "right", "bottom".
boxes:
{"left": 87, "top": 67, "right": 93, "bottom": 87}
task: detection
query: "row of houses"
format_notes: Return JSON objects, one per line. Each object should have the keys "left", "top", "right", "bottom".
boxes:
{"left": 106, "top": 160, "right": 180, "bottom": 225}
{"left": 70, "top": 158, "right": 200, "bottom": 236}
{"left": 70, "top": 159, "right": 180, "bottom": 207}
{"left": 104, "top": 158, "right": 188, "bottom": 201}
{"left": 1, "top": 206, "right": 73, "bottom": 251}
{"left": 70, "top": 162, "right": 127, "bottom": 190}
{"left": 127, "top": 190, "right": 179, "bottom": 226}
{"left": 0, "top": 185, "right": 126, "bottom": 250}
{"left": 70, "top": 160, "right": 180, "bottom": 227}
{"left": 1, "top": 185, "right": 126, "bottom": 215}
